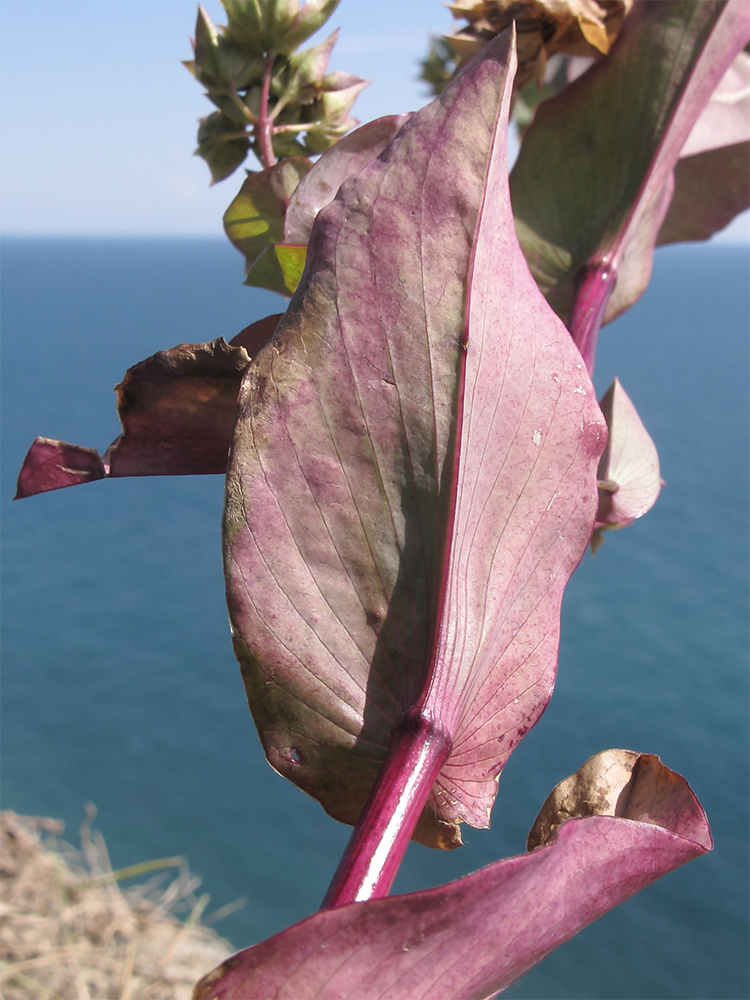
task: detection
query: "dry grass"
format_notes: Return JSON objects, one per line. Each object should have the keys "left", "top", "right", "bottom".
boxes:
{"left": 0, "top": 808, "right": 238, "bottom": 1000}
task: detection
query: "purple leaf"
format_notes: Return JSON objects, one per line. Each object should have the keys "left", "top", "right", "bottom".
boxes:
{"left": 594, "top": 377, "right": 662, "bottom": 548}
{"left": 283, "top": 114, "right": 411, "bottom": 246}
{"left": 679, "top": 51, "right": 750, "bottom": 157}
{"left": 14, "top": 332, "right": 282, "bottom": 498}
{"left": 15, "top": 438, "right": 105, "bottom": 498}
{"left": 222, "top": 29, "right": 606, "bottom": 850}
{"left": 510, "top": 1, "right": 750, "bottom": 331}
{"left": 248, "top": 117, "right": 411, "bottom": 297}
{"left": 229, "top": 313, "right": 284, "bottom": 354}
{"left": 658, "top": 52, "right": 750, "bottom": 244}
{"left": 194, "top": 751, "right": 711, "bottom": 1000}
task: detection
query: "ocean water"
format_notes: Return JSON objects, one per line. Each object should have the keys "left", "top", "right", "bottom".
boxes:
{"left": 1, "top": 237, "right": 747, "bottom": 999}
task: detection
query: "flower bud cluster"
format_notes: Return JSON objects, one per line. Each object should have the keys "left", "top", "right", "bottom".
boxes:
{"left": 185, "top": 0, "right": 367, "bottom": 180}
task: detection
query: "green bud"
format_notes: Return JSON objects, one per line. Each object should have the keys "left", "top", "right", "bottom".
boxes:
{"left": 223, "top": 0, "right": 301, "bottom": 53}
{"left": 276, "top": 0, "right": 341, "bottom": 55}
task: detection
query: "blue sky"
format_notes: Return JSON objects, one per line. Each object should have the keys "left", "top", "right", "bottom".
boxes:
{"left": 1, "top": 0, "right": 747, "bottom": 240}
{"left": 0, "top": 1, "right": 456, "bottom": 236}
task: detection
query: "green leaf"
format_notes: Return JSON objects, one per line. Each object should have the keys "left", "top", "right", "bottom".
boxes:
{"left": 223, "top": 157, "right": 311, "bottom": 269}
{"left": 315, "top": 70, "right": 368, "bottom": 126}
{"left": 284, "top": 30, "right": 339, "bottom": 95}
{"left": 192, "top": 5, "right": 224, "bottom": 90}
{"left": 215, "top": 43, "right": 265, "bottom": 92}
{"left": 270, "top": 132, "right": 314, "bottom": 159}
{"left": 510, "top": 1, "right": 749, "bottom": 325}
{"left": 196, "top": 111, "right": 251, "bottom": 184}
{"left": 245, "top": 243, "right": 307, "bottom": 295}
{"left": 658, "top": 141, "right": 750, "bottom": 243}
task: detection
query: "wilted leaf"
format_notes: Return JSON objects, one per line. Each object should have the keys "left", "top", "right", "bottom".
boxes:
{"left": 14, "top": 334, "right": 284, "bottom": 498}
{"left": 195, "top": 751, "right": 710, "bottom": 1000}
{"left": 104, "top": 339, "right": 253, "bottom": 477}
{"left": 444, "top": 0, "right": 632, "bottom": 88}
{"left": 510, "top": 1, "right": 750, "bottom": 327}
{"left": 230, "top": 313, "right": 284, "bottom": 353}
{"left": 222, "top": 30, "right": 605, "bottom": 850}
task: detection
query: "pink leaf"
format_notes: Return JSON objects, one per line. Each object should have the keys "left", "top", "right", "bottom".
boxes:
{"left": 283, "top": 114, "right": 411, "bottom": 246}
{"left": 596, "top": 377, "right": 662, "bottom": 529}
{"left": 15, "top": 438, "right": 105, "bottom": 498}
{"left": 222, "top": 29, "right": 606, "bottom": 850}
{"left": 194, "top": 751, "right": 711, "bottom": 1000}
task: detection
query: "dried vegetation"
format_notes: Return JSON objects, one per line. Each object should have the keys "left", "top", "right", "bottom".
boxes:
{"left": 0, "top": 809, "right": 235, "bottom": 1000}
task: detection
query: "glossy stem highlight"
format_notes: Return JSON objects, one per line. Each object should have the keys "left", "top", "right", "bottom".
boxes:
{"left": 568, "top": 260, "right": 617, "bottom": 375}
{"left": 321, "top": 713, "right": 451, "bottom": 909}
{"left": 258, "top": 53, "right": 277, "bottom": 168}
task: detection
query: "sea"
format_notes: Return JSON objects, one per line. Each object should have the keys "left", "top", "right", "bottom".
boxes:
{"left": 1, "top": 236, "right": 748, "bottom": 1000}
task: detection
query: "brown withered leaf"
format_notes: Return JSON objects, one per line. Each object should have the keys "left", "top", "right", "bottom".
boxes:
{"left": 527, "top": 749, "right": 711, "bottom": 851}
{"left": 105, "top": 338, "right": 254, "bottom": 477}
{"left": 446, "top": 0, "right": 633, "bottom": 87}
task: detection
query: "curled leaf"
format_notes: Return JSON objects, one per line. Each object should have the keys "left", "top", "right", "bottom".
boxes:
{"left": 595, "top": 376, "right": 661, "bottom": 533}
{"left": 104, "top": 339, "right": 253, "bottom": 477}
{"left": 194, "top": 751, "right": 710, "bottom": 1000}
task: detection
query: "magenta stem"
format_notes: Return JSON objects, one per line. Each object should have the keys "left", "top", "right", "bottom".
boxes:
{"left": 320, "top": 712, "right": 452, "bottom": 909}
{"left": 568, "top": 260, "right": 617, "bottom": 375}
{"left": 258, "top": 53, "right": 277, "bottom": 168}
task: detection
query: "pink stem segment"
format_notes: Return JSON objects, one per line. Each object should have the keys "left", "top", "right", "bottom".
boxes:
{"left": 568, "top": 260, "right": 617, "bottom": 375}
{"left": 321, "top": 712, "right": 452, "bottom": 909}
{"left": 258, "top": 53, "right": 277, "bottom": 168}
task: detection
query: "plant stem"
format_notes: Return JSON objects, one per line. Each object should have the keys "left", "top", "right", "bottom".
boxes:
{"left": 568, "top": 260, "right": 617, "bottom": 375}
{"left": 320, "top": 712, "right": 452, "bottom": 909}
{"left": 258, "top": 52, "right": 277, "bottom": 168}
